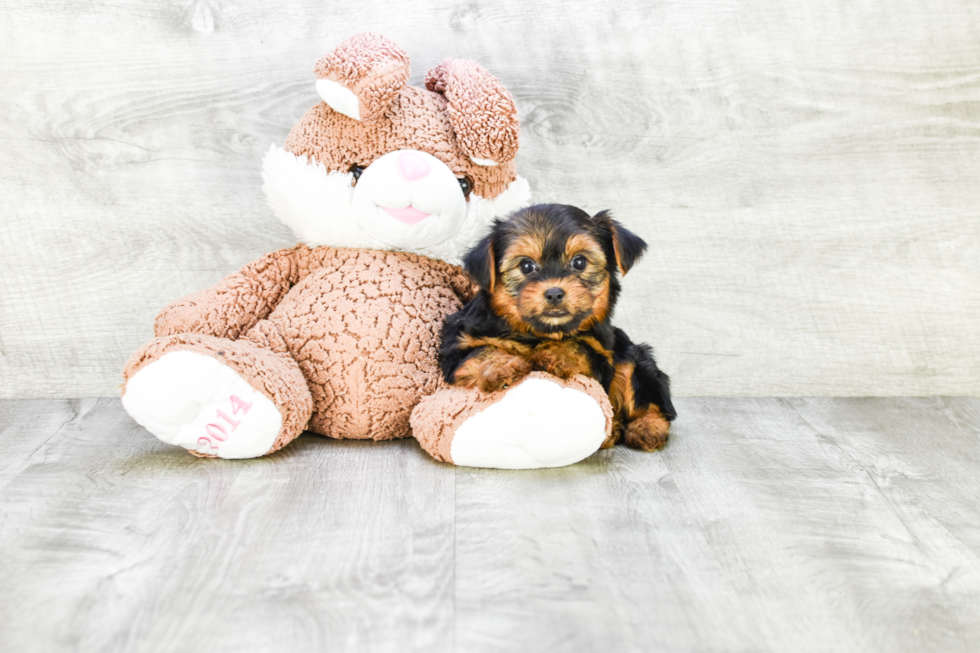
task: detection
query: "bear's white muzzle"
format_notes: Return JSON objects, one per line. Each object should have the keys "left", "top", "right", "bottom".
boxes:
{"left": 351, "top": 149, "right": 468, "bottom": 250}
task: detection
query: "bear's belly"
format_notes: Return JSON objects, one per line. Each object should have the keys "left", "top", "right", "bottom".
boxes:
{"left": 267, "top": 252, "right": 463, "bottom": 440}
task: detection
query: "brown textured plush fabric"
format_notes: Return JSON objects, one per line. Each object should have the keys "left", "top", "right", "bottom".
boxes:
{"left": 285, "top": 89, "right": 517, "bottom": 200}
{"left": 154, "top": 248, "right": 299, "bottom": 341}
{"left": 124, "top": 33, "right": 538, "bottom": 461}
{"left": 424, "top": 59, "right": 520, "bottom": 165}
{"left": 410, "top": 372, "right": 615, "bottom": 464}
{"left": 314, "top": 32, "right": 411, "bottom": 124}
{"left": 122, "top": 333, "right": 313, "bottom": 457}
{"left": 285, "top": 33, "right": 520, "bottom": 201}
{"left": 133, "top": 246, "right": 475, "bottom": 443}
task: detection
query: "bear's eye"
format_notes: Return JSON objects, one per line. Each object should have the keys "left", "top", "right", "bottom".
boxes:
{"left": 571, "top": 255, "right": 588, "bottom": 271}
{"left": 457, "top": 175, "right": 473, "bottom": 198}
{"left": 519, "top": 259, "right": 536, "bottom": 275}
{"left": 348, "top": 165, "right": 365, "bottom": 185}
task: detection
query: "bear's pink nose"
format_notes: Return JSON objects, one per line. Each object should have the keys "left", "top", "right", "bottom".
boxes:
{"left": 396, "top": 151, "right": 431, "bottom": 181}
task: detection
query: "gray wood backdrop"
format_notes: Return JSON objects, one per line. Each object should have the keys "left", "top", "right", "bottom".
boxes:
{"left": 2, "top": 0, "right": 979, "bottom": 399}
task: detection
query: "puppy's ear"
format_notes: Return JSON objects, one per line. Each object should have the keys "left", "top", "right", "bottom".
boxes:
{"left": 463, "top": 233, "right": 496, "bottom": 292}
{"left": 593, "top": 210, "right": 647, "bottom": 276}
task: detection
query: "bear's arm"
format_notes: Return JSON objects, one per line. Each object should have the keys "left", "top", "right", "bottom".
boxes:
{"left": 154, "top": 245, "right": 315, "bottom": 339}
{"left": 431, "top": 259, "right": 479, "bottom": 304}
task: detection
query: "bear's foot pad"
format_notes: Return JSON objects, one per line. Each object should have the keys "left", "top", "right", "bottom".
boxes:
{"left": 450, "top": 377, "right": 608, "bottom": 469}
{"left": 122, "top": 351, "right": 282, "bottom": 459}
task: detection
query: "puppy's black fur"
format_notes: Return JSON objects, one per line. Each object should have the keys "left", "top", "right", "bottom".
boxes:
{"left": 440, "top": 203, "right": 676, "bottom": 450}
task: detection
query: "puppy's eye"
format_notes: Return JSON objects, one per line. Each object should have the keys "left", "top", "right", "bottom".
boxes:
{"left": 458, "top": 175, "right": 473, "bottom": 198}
{"left": 519, "top": 259, "right": 536, "bottom": 275}
{"left": 571, "top": 255, "right": 588, "bottom": 271}
{"left": 348, "top": 164, "right": 365, "bottom": 185}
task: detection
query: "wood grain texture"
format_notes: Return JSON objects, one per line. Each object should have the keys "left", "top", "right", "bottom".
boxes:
{"left": 2, "top": 396, "right": 979, "bottom": 651}
{"left": 0, "top": 399, "right": 455, "bottom": 653}
{"left": 453, "top": 396, "right": 980, "bottom": 652}
{"left": 1, "top": 0, "right": 979, "bottom": 398}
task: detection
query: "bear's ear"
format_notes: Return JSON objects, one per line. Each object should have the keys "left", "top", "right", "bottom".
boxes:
{"left": 314, "top": 32, "right": 410, "bottom": 123}
{"left": 424, "top": 59, "right": 520, "bottom": 167}
{"left": 462, "top": 232, "right": 496, "bottom": 293}
{"left": 592, "top": 210, "right": 647, "bottom": 276}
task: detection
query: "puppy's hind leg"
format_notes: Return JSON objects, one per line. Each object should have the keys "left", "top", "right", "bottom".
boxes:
{"left": 624, "top": 406, "right": 672, "bottom": 451}
{"left": 610, "top": 328, "right": 676, "bottom": 451}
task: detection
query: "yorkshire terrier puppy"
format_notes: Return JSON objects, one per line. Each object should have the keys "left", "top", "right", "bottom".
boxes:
{"left": 440, "top": 203, "right": 676, "bottom": 451}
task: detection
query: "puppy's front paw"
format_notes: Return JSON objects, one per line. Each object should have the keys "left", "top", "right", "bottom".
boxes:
{"left": 530, "top": 341, "right": 593, "bottom": 380}
{"left": 623, "top": 408, "right": 671, "bottom": 451}
{"left": 454, "top": 352, "right": 533, "bottom": 393}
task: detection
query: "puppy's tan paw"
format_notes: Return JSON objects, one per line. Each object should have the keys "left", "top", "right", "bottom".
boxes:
{"left": 454, "top": 352, "right": 532, "bottom": 393}
{"left": 476, "top": 354, "right": 533, "bottom": 393}
{"left": 623, "top": 409, "right": 671, "bottom": 451}
{"left": 530, "top": 341, "right": 592, "bottom": 380}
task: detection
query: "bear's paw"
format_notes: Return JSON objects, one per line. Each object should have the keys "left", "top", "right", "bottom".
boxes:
{"left": 122, "top": 351, "right": 283, "bottom": 459}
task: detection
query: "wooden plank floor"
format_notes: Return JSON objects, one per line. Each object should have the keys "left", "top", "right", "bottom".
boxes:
{"left": 1, "top": 397, "right": 978, "bottom": 652}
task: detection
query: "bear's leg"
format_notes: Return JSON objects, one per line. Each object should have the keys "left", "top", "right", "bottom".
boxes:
{"left": 121, "top": 330, "right": 312, "bottom": 459}
{"left": 410, "top": 372, "right": 613, "bottom": 469}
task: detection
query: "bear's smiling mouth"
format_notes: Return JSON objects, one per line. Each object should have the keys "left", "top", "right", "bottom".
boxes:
{"left": 382, "top": 205, "right": 430, "bottom": 225}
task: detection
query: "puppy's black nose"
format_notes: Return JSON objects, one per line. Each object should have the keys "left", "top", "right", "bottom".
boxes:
{"left": 544, "top": 287, "right": 565, "bottom": 304}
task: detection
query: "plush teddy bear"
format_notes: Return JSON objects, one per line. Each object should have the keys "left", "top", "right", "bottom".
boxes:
{"left": 121, "top": 32, "right": 613, "bottom": 468}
